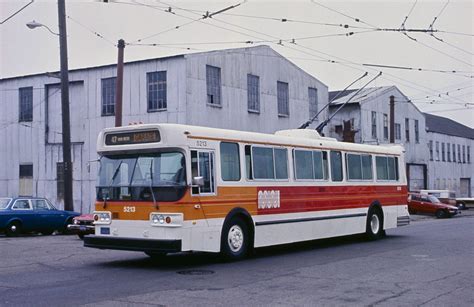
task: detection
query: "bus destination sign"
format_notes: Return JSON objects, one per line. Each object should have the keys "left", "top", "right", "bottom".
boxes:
{"left": 105, "top": 130, "right": 161, "bottom": 145}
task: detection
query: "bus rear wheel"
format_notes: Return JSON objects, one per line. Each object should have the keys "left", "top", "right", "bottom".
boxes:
{"left": 221, "top": 217, "right": 249, "bottom": 261}
{"left": 366, "top": 208, "right": 384, "bottom": 240}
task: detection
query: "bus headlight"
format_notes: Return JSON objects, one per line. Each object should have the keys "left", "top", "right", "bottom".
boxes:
{"left": 94, "top": 212, "right": 112, "bottom": 225}
{"left": 150, "top": 213, "right": 183, "bottom": 227}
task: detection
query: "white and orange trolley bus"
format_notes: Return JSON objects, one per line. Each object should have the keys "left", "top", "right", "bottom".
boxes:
{"left": 84, "top": 124, "right": 410, "bottom": 259}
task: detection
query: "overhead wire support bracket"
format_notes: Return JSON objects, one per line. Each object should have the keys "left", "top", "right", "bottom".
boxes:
{"left": 298, "top": 72, "right": 368, "bottom": 129}
{"left": 315, "top": 72, "right": 382, "bottom": 134}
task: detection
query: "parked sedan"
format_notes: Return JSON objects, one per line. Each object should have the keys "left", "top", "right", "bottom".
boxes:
{"left": 67, "top": 214, "right": 95, "bottom": 239}
{"left": 408, "top": 193, "right": 459, "bottom": 218}
{"left": 0, "top": 197, "right": 80, "bottom": 236}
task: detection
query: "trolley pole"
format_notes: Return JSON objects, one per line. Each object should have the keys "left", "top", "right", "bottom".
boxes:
{"left": 115, "top": 39, "right": 125, "bottom": 127}
{"left": 58, "top": 0, "right": 74, "bottom": 211}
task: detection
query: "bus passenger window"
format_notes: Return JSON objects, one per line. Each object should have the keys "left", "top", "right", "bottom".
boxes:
{"left": 361, "top": 155, "right": 373, "bottom": 180}
{"left": 252, "top": 147, "right": 274, "bottom": 179}
{"left": 294, "top": 150, "right": 313, "bottom": 179}
{"left": 220, "top": 142, "right": 240, "bottom": 181}
{"left": 347, "top": 154, "right": 372, "bottom": 180}
{"left": 274, "top": 148, "right": 288, "bottom": 179}
{"left": 376, "top": 156, "right": 397, "bottom": 181}
{"left": 330, "top": 151, "right": 343, "bottom": 182}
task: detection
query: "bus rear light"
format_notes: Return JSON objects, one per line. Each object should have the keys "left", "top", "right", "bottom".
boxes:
{"left": 150, "top": 213, "right": 183, "bottom": 227}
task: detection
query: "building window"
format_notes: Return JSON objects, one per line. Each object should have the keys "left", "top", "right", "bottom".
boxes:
{"left": 441, "top": 143, "right": 445, "bottom": 161}
{"left": 57, "top": 162, "right": 64, "bottom": 199}
{"left": 414, "top": 120, "right": 419, "bottom": 143}
{"left": 147, "top": 71, "right": 167, "bottom": 111}
{"left": 308, "top": 87, "right": 318, "bottom": 119}
{"left": 435, "top": 141, "right": 440, "bottom": 161}
{"left": 383, "top": 114, "right": 388, "bottom": 140}
{"left": 394, "top": 123, "right": 401, "bottom": 140}
{"left": 452, "top": 144, "right": 456, "bottom": 162}
{"left": 429, "top": 141, "right": 433, "bottom": 161}
{"left": 468, "top": 146, "right": 471, "bottom": 164}
{"left": 405, "top": 118, "right": 410, "bottom": 142}
{"left": 447, "top": 143, "right": 451, "bottom": 162}
{"left": 462, "top": 145, "right": 466, "bottom": 163}
{"left": 371, "top": 111, "right": 377, "bottom": 139}
{"left": 206, "top": 65, "right": 221, "bottom": 106}
{"left": 101, "top": 77, "right": 116, "bottom": 116}
{"left": 19, "top": 87, "right": 33, "bottom": 122}
{"left": 247, "top": 74, "right": 260, "bottom": 113}
{"left": 277, "top": 81, "right": 289, "bottom": 116}
{"left": 458, "top": 144, "right": 461, "bottom": 163}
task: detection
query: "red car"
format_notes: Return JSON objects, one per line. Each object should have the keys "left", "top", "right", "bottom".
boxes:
{"left": 67, "top": 214, "right": 95, "bottom": 239}
{"left": 408, "top": 193, "right": 459, "bottom": 218}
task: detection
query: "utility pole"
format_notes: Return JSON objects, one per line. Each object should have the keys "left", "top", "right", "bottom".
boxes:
{"left": 58, "top": 0, "right": 73, "bottom": 211}
{"left": 115, "top": 39, "right": 125, "bottom": 127}
{"left": 389, "top": 95, "right": 395, "bottom": 143}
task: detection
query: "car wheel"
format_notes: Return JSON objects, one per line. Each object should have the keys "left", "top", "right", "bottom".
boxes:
{"left": 457, "top": 202, "right": 466, "bottom": 210}
{"left": 221, "top": 217, "right": 250, "bottom": 260}
{"left": 408, "top": 208, "right": 416, "bottom": 215}
{"left": 436, "top": 209, "right": 447, "bottom": 219}
{"left": 6, "top": 221, "right": 22, "bottom": 237}
{"left": 63, "top": 218, "right": 74, "bottom": 234}
{"left": 41, "top": 230, "right": 54, "bottom": 236}
{"left": 78, "top": 234, "right": 85, "bottom": 240}
{"left": 366, "top": 207, "right": 384, "bottom": 240}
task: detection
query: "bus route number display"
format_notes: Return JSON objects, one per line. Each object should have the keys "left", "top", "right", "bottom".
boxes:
{"left": 105, "top": 130, "right": 160, "bottom": 145}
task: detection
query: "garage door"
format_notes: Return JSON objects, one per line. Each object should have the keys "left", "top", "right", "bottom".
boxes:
{"left": 460, "top": 178, "right": 471, "bottom": 197}
{"left": 408, "top": 164, "right": 426, "bottom": 191}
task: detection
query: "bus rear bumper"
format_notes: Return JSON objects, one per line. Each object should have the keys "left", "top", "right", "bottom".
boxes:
{"left": 83, "top": 236, "right": 182, "bottom": 253}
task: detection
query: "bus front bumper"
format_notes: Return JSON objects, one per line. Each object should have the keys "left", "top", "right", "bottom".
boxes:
{"left": 83, "top": 236, "right": 182, "bottom": 253}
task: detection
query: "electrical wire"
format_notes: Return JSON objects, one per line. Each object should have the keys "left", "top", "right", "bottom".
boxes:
{"left": 309, "top": 0, "right": 379, "bottom": 29}
{"left": 67, "top": 15, "right": 117, "bottom": 46}
{"left": 0, "top": 0, "right": 34, "bottom": 25}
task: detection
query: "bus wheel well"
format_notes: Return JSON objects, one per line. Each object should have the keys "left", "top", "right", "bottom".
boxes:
{"left": 223, "top": 208, "right": 255, "bottom": 249}
{"left": 369, "top": 202, "right": 384, "bottom": 219}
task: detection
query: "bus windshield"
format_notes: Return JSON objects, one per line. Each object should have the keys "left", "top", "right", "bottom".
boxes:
{"left": 97, "top": 152, "right": 187, "bottom": 202}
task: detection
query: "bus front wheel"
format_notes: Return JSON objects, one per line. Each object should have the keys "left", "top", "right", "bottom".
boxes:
{"left": 366, "top": 208, "right": 384, "bottom": 240}
{"left": 221, "top": 217, "right": 249, "bottom": 261}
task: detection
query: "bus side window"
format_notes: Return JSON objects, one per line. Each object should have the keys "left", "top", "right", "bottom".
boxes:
{"left": 245, "top": 145, "right": 253, "bottom": 180}
{"left": 220, "top": 142, "right": 240, "bottom": 181}
{"left": 330, "top": 151, "right": 343, "bottom": 182}
{"left": 191, "top": 150, "right": 215, "bottom": 195}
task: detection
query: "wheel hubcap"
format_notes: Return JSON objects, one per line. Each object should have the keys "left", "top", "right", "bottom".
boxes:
{"left": 228, "top": 225, "right": 244, "bottom": 252}
{"left": 370, "top": 214, "right": 380, "bottom": 234}
{"left": 11, "top": 225, "right": 17, "bottom": 232}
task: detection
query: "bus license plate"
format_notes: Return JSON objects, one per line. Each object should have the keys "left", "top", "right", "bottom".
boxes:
{"left": 100, "top": 227, "right": 110, "bottom": 235}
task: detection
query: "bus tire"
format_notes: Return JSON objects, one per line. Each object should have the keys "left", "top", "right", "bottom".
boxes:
{"left": 145, "top": 252, "right": 167, "bottom": 259}
{"left": 221, "top": 217, "right": 249, "bottom": 261}
{"left": 366, "top": 207, "right": 384, "bottom": 240}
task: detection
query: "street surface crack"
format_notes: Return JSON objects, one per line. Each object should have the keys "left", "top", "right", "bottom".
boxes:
{"left": 368, "top": 289, "right": 410, "bottom": 306}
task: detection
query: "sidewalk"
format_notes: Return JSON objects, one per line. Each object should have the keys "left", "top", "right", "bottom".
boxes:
{"left": 410, "top": 208, "right": 474, "bottom": 222}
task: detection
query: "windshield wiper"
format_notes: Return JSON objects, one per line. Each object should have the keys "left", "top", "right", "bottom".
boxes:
{"left": 102, "top": 161, "right": 122, "bottom": 209}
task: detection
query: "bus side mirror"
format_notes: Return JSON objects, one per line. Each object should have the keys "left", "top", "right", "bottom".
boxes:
{"left": 192, "top": 176, "right": 204, "bottom": 187}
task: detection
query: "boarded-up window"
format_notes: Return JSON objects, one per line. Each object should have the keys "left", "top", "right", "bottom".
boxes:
{"left": 57, "top": 162, "right": 64, "bottom": 199}
{"left": 308, "top": 87, "right": 318, "bottom": 119}
{"left": 19, "top": 164, "right": 33, "bottom": 196}
{"left": 277, "top": 81, "right": 289, "bottom": 116}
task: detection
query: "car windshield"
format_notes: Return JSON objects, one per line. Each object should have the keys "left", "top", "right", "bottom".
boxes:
{"left": 0, "top": 198, "right": 11, "bottom": 209}
{"left": 96, "top": 152, "right": 187, "bottom": 202}
{"left": 428, "top": 195, "right": 441, "bottom": 203}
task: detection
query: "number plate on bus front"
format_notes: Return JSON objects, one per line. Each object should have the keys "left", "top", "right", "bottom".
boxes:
{"left": 100, "top": 227, "right": 110, "bottom": 235}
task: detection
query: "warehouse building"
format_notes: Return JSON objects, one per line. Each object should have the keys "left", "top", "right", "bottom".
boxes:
{"left": 328, "top": 86, "right": 473, "bottom": 197}
{"left": 0, "top": 45, "right": 328, "bottom": 212}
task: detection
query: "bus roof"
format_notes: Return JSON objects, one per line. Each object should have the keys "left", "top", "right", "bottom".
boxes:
{"left": 97, "top": 124, "right": 404, "bottom": 156}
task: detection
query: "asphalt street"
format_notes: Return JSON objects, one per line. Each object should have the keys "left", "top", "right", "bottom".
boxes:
{"left": 0, "top": 213, "right": 473, "bottom": 307}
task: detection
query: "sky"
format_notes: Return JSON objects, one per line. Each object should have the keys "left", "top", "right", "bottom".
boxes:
{"left": 1, "top": 0, "right": 473, "bottom": 127}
